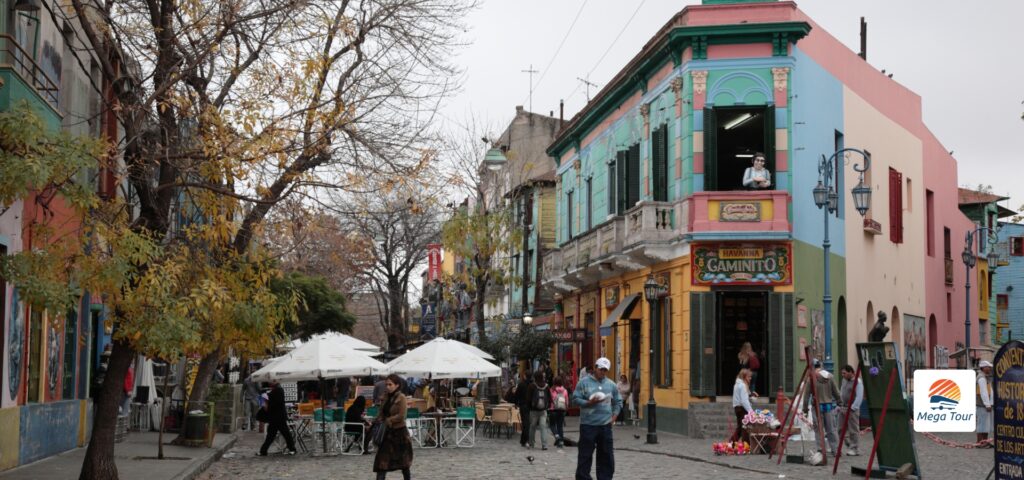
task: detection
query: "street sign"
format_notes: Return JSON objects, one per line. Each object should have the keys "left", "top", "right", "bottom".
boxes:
{"left": 993, "top": 340, "right": 1024, "bottom": 479}
{"left": 420, "top": 303, "right": 437, "bottom": 338}
{"left": 427, "top": 243, "right": 442, "bottom": 281}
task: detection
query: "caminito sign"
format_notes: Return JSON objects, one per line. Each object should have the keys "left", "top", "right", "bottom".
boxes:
{"left": 691, "top": 243, "right": 791, "bottom": 286}
{"left": 994, "top": 340, "right": 1024, "bottom": 479}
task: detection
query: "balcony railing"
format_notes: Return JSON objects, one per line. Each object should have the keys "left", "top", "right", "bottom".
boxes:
{"left": 687, "top": 190, "right": 790, "bottom": 238}
{"left": 0, "top": 35, "right": 60, "bottom": 111}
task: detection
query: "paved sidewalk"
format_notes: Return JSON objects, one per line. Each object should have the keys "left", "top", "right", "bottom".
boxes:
{"left": 0, "top": 432, "right": 236, "bottom": 480}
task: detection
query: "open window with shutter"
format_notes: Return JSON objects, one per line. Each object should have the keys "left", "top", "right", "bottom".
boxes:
{"left": 704, "top": 105, "right": 775, "bottom": 191}
{"left": 616, "top": 150, "right": 627, "bottom": 215}
{"left": 627, "top": 143, "right": 641, "bottom": 209}
{"left": 689, "top": 292, "right": 716, "bottom": 397}
{"left": 889, "top": 168, "right": 904, "bottom": 244}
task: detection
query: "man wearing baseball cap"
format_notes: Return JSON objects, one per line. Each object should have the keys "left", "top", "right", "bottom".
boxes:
{"left": 572, "top": 357, "right": 622, "bottom": 480}
{"left": 977, "top": 360, "right": 994, "bottom": 446}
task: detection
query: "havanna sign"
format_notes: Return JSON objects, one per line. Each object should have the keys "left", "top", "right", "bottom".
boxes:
{"left": 692, "top": 243, "right": 791, "bottom": 286}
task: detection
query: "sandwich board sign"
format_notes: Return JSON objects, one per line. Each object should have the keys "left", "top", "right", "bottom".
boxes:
{"left": 856, "top": 342, "right": 921, "bottom": 477}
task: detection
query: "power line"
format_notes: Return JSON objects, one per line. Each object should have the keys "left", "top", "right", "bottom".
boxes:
{"left": 522, "top": 0, "right": 589, "bottom": 108}
{"left": 565, "top": 0, "right": 647, "bottom": 104}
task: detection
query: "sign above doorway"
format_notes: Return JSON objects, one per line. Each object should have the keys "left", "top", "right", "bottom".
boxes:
{"left": 691, "top": 242, "right": 792, "bottom": 286}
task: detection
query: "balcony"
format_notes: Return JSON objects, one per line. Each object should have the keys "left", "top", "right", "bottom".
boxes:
{"left": 541, "top": 200, "right": 687, "bottom": 291}
{"left": 1, "top": 35, "right": 60, "bottom": 114}
{"left": 686, "top": 190, "right": 790, "bottom": 241}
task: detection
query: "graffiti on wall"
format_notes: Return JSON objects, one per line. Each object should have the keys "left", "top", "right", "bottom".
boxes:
{"left": 8, "top": 289, "right": 24, "bottom": 400}
{"left": 46, "top": 317, "right": 61, "bottom": 396}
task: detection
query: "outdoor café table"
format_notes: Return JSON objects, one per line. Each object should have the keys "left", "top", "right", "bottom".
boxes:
{"left": 422, "top": 411, "right": 457, "bottom": 448}
{"left": 288, "top": 415, "right": 315, "bottom": 453}
{"left": 745, "top": 426, "right": 779, "bottom": 455}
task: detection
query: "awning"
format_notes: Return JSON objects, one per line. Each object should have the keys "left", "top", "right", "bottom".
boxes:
{"left": 599, "top": 294, "right": 640, "bottom": 336}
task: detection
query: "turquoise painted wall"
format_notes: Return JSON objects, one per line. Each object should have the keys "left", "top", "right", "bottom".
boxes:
{"left": 0, "top": 72, "right": 61, "bottom": 130}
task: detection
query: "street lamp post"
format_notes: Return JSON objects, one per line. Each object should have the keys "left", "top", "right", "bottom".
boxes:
{"left": 813, "top": 148, "right": 872, "bottom": 373}
{"left": 962, "top": 227, "right": 1000, "bottom": 365}
{"left": 643, "top": 275, "right": 665, "bottom": 444}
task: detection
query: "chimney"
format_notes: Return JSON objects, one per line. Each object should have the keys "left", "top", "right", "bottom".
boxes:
{"left": 858, "top": 17, "right": 867, "bottom": 60}
{"left": 559, "top": 99, "right": 564, "bottom": 124}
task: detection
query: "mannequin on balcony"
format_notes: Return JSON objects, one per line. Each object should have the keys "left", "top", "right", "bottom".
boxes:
{"left": 742, "top": 153, "right": 772, "bottom": 189}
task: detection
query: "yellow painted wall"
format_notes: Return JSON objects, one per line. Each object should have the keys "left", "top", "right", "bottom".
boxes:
{"left": 78, "top": 400, "right": 88, "bottom": 446}
{"left": 0, "top": 407, "right": 20, "bottom": 470}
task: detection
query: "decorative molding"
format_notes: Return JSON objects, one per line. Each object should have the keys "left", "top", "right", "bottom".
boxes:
{"left": 639, "top": 103, "right": 651, "bottom": 120}
{"left": 691, "top": 70, "right": 708, "bottom": 95}
{"left": 671, "top": 77, "right": 684, "bottom": 98}
{"left": 771, "top": 67, "right": 790, "bottom": 91}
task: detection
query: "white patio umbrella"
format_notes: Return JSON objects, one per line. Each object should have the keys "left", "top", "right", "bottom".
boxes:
{"left": 386, "top": 338, "right": 501, "bottom": 380}
{"left": 251, "top": 337, "right": 388, "bottom": 452}
{"left": 444, "top": 338, "right": 495, "bottom": 361}
{"left": 276, "top": 332, "right": 383, "bottom": 356}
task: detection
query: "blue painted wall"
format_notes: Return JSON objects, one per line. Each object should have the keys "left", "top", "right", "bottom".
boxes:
{"left": 995, "top": 222, "right": 1024, "bottom": 341}
{"left": 789, "top": 46, "right": 846, "bottom": 256}
{"left": 19, "top": 400, "right": 80, "bottom": 464}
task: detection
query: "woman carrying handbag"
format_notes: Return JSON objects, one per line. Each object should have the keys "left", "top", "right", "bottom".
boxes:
{"left": 373, "top": 374, "right": 414, "bottom": 480}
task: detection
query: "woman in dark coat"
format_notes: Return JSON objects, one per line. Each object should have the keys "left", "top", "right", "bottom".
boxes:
{"left": 373, "top": 374, "right": 413, "bottom": 479}
{"left": 344, "top": 396, "right": 371, "bottom": 453}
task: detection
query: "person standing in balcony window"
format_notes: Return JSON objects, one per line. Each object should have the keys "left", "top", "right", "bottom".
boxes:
{"left": 743, "top": 153, "right": 772, "bottom": 189}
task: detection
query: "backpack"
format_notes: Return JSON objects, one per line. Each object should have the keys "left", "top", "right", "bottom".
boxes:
{"left": 552, "top": 388, "right": 567, "bottom": 411}
{"left": 532, "top": 385, "right": 549, "bottom": 410}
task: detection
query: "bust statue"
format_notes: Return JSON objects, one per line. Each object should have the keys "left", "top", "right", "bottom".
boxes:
{"left": 868, "top": 311, "right": 890, "bottom": 342}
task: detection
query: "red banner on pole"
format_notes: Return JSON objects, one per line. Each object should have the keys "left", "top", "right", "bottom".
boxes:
{"left": 427, "top": 243, "right": 442, "bottom": 281}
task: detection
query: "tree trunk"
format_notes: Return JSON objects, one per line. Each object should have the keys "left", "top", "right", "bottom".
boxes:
{"left": 170, "top": 348, "right": 222, "bottom": 444}
{"left": 474, "top": 276, "right": 487, "bottom": 343}
{"left": 79, "top": 338, "right": 135, "bottom": 480}
{"left": 157, "top": 362, "right": 171, "bottom": 459}
{"left": 386, "top": 286, "right": 405, "bottom": 350}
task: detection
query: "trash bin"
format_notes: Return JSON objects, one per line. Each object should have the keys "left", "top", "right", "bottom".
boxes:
{"left": 185, "top": 413, "right": 210, "bottom": 443}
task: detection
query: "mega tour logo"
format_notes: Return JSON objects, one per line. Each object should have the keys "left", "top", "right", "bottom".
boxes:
{"left": 913, "top": 369, "right": 976, "bottom": 432}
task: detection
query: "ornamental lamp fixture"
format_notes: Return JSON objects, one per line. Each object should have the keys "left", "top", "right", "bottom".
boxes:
{"left": 827, "top": 187, "right": 839, "bottom": 214}
{"left": 962, "top": 246, "right": 976, "bottom": 268}
{"left": 523, "top": 314, "right": 533, "bottom": 325}
{"left": 813, "top": 180, "right": 828, "bottom": 209}
{"left": 13, "top": 0, "right": 41, "bottom": 11}
{"left": 644, "top": 275, "right": 660, "bottom": 302}
{"left": 483, "top": 146, "right": 508, "bottom": 172}
{"left": 851, "top": 179, "right": 872, "bottom": 217}
{"left": 987, "top": 250, "right": 1001, "bottom": 271}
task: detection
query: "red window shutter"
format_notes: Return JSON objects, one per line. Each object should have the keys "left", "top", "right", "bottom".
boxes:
{"left": 889, "top": 168, "right": 899, "bottom": 243}
{"left": 896, "top": 170, "right": 904, "bottom": 243}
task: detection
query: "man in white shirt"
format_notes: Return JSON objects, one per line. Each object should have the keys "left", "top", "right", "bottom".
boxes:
{"left": 978, "top": 360, "right": 994, "bottom": 445}
{"left": 839, "top": 365, "right": 864, "bottom": 456}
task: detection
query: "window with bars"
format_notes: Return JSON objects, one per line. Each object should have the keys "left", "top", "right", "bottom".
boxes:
{"left": 654, "top": 297, "right": 673, "bottom": 387}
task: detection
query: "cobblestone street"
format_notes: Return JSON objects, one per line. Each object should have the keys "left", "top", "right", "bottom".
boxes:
{"left": 198, "top": 418, "right": 994, "bottom": 480}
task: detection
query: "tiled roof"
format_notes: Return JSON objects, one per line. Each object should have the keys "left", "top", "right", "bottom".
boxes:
{"left": 958, "top": 188, "right": 1008, "bottom": 205}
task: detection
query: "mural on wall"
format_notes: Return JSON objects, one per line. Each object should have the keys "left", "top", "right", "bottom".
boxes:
{"left": 903, "top": 314, "right": 926, "bottom": 376}
{"left": 46, "top": 316, "right": 61, "bottom": 396}
{"left": 811, "top": 309, "right": 824, "bottom": 361}
{"left": 8, "top": 289, "right": 24, "bottom": 400}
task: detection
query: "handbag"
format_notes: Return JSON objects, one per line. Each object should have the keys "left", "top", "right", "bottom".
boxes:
{"left": 370, "top": 421, "right": 387, "bottom": 447}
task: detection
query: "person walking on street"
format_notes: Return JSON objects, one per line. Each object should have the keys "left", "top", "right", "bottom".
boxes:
{"left": 616, "top": 375, "right": 631, "bottom": 425}
{"left": 839, "top": 365, "right": 863, "bottom": 456}
{"left": 737, "top": 342, "right": 761, "bottom": 393}
{"left": 573, "top": 357, "right": 622, "bottom": 480}
{"left": 803, "top": 360, "right": 842, "bottom": 454}
{"left": 731, "top": 369, "right": 756, "bottom": 444}
{"left": 258, "top": 380, "right": 297, "bottom": 456}
{"left": 527, "top": 370, "right": 553, "bottom": 450}
{"left": 516, "top": 371, "right": 533, "bottom": 447}
{"left": 243, "top": 374, "right": 261, "bottom": 428}
{"left": 373, "top": 374, "right": 414, "bottom": 479}
{"left": 977, "top": 360, "right": 994, "bottom": 446}
{"left": 549, "top": 376, "right": 570, "bottom": 447}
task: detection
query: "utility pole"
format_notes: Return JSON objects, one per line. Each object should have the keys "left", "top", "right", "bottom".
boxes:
{"left": 577, "top": 76, "right": 598, "bottom": 102}
{"left": 522, "top": 65, "right": 539, "bottom": 111}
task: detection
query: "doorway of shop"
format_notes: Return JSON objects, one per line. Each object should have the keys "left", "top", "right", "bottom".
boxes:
{"left": 629, "top": 319, "right": 641, "bottom": 395}
{"left": 717, "top": 291, "right": 768, "bottom": 395}
{"left": 583, "top": 312, "right": 595, "bottom": 369}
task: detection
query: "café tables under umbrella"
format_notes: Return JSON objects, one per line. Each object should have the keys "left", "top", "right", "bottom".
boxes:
{"left": 251, "top": 337, "right": 389, "bottom": 453}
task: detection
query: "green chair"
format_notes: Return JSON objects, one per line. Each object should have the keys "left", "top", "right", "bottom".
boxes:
{"left": 366, "top": 406, "right": 379, "bottom": 418}
{"left": 313, "top": 408, "right": 333, "bottom": 422}
{"left": 333, "top": 408, "right": 346, "bottom": 422}
{"left": 450, "top": 407, "right": 476, "bottom": 447}
{"left": 407, "top": 408, "right": 421, "bottom": 419}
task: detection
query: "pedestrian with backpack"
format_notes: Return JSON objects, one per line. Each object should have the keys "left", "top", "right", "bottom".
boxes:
{"left": 549, "top": 375, "right": 570, "bottom": 447}
{"left": 526, "top": 370, "right": 553, "bottom": 450}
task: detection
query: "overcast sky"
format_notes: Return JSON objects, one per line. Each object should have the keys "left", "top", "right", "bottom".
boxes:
{"left": 439, "top": 0, "right": 1024, "bottom": 214}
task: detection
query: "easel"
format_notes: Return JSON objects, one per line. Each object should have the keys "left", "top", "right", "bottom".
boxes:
{"left": 773, "top": 346, "right": 829, "bottom": 465}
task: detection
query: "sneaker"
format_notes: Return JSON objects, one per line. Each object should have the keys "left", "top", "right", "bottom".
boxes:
{"left": 287, "top": 450, "right": 297, "bottom": 455}
{"left": 256, "top": 452, "right": 267, "bottom": 457}
{"left": 542, "top": 446, "right": 548, "bottom": 451}
{"left": 846, "top": 450, "right": 859, "bottom": 456}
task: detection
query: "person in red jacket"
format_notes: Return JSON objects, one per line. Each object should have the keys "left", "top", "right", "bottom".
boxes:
{"left": 738, "top": 342, "right": 760, "bottom": 394}
{"left": 121, "top": 363, "right": 135, "bottom": 414}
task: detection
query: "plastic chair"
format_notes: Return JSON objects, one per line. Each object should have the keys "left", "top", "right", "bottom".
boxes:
{"left": 446, "top": 406, "right": 475, "bottom": 447}
{"left": 490, "top": 407, "right": 512, "bottom": 439}
{"left": 313, "top": 408, "right": 334, "bottom": 422}
{"left": 366, "top": 406, "right": 379, "bottom": 418}
{"left": 339, "top": 422, "right": 366, "bottom": 456}
{"left": 405, "top": 408, "right": 431, "bottom": 448}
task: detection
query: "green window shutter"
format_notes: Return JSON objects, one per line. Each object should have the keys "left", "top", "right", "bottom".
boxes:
{"left": 627, "top": 143, "right": 641, "bottom": 209}
{"left": 617, "top": 150, "right": 627, "bottom": 215}
{"left": 690, "top": 292, "right": 716, "bottom": 397}
{"left": 763, "top": 105, "right": 776, "bottom": 173}
{"left": 607, "top": 160, "right": 616, "bottom": 217}
{"left": 768, "top": 292, "right": 794, "bottom": 394}
{"left": 653, "top": 125, "right": 668, "bottom": 201}
{"left": 703, "top": 107, "right": 717, "bottom": 191}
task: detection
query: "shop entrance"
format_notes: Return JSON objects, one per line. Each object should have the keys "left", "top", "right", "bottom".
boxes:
{"left": 716, "top": 291, "right": 768, "bottom": 395}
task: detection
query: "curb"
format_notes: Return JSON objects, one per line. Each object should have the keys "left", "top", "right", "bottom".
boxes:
{"left": 171, "top": 434, "right": 238, "bottom": 480}
{"left": 618, "top": 446, "right": 805, "bottom": 479}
